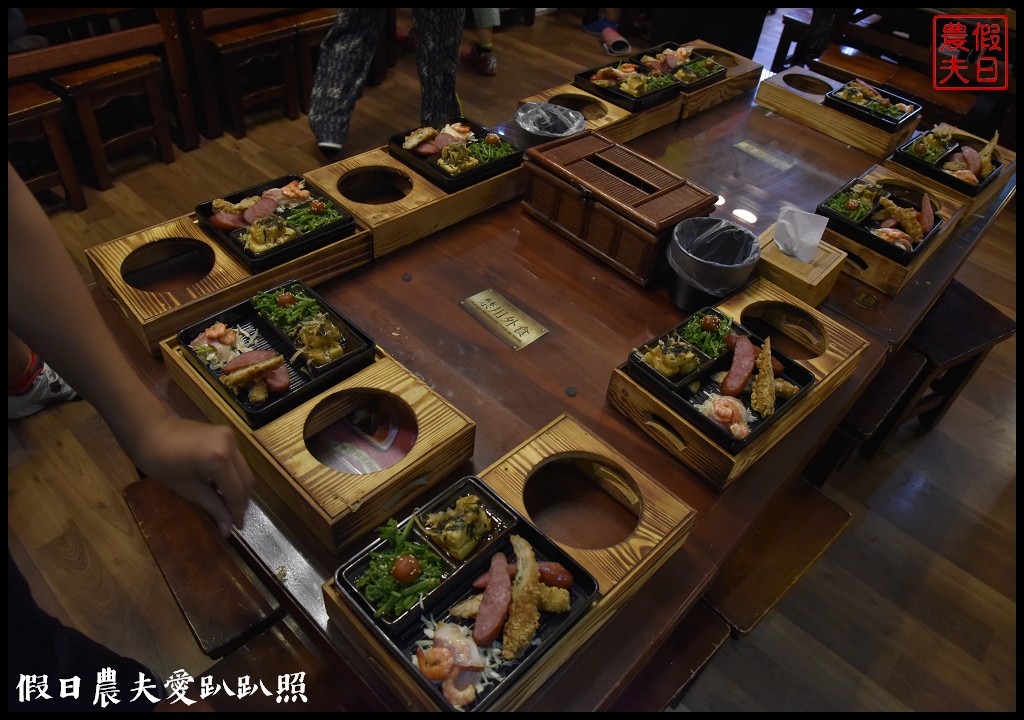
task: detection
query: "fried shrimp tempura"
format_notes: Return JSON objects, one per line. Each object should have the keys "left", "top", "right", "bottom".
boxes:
{"left": 750, "top": 337, "right": 776, "bottom": 418}
{"left": 501, "top": 535, "right": 540, "bottom": 660}
{"left": 877, "top": 197, "right": 924, "bottom": 242}
{"left": 220, "top": 355, "right": 283, "bottom": 392}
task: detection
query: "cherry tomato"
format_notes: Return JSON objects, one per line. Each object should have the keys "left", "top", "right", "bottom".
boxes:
{"left": 392, "top": 554, "right": 422, "bottom": 585}
{"left": 701, "top": 314, "right": 721, "bottom": 332}
{"left": 844, "top": 197, "right": 861, "bottom": 212}
{"left": 277, "top": 292, "right": 296, "bottom": 307}
{"left": 309, "top": 199, "right": 326, "bottom": 214}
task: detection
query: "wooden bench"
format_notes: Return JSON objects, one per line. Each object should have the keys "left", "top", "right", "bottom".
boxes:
{"left": 49, "top": 54, "right": 176, "bottom": 191}
{"left": 8, "top": 82, "right": 87, "bottom": 211}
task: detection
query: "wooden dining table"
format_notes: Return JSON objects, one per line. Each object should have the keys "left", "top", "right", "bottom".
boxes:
{"left": 104, "top": 86, "right": 1013, "bottom": 711}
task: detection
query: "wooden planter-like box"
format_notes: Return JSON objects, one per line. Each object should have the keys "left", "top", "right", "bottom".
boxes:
{"left": 322, "top": 413, "right": 697, "bottom": 711}
{"left": 754, "top": 67, "right": 922, "bottom": 159}
{"left": 754, "top": 225, "right": 847, "bottom": 308}
{"left": 521, "top": 131, "right": 719, "bottom": 286}
{"left": 160, "top": 339, "right": 476, "bottom": 554}
{"left": 607, "top": 278, "right": 869, "bottom": 491}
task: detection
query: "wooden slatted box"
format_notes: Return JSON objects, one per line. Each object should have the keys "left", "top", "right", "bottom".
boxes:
{"left": 86, "top": 213, "right": 372, "bottom": 357}
{"left": 754, "top": 66, "right": 922, "bottom": 159}
{"left": 754, "top": 225, "right": 847, "bottom": 308}
{"left": 322, "top": 412, "right": 697, "bottom": 711}
{"left": 672, "top": 38, "right": 764, "bottom": 119}
{"left": 521, "top": 131, "right": 719, "bottom": 286}
{"left": 607, "top": 278, "right": 869, "bottom": 491}
{"left": 305, "top": 147, "right": 526, "bottom": 259}
{"left": 160, "top": 340, "right": 476, "bottom": 554}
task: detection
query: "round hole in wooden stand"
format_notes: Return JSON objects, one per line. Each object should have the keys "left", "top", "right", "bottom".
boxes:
{"left": 782, "top": 73, "right": 833, "bottom": 96}
{"left": 707, "top": 50, "right": 739, "bottom": 68}
{"left": 120, "top": 238, "right": 215, "bottom": 292}
{"left": 305, "top": 389, "right": 418, "bottom": 474}
{"left": 547, "top": 93, "right": 608, "bottom": 123}
{"left": 522, "top": 453, "right": 640, "bottom": 549}
{"left": 336, "top": 167, "right": 413, "bottom": 205}
{"left": 740, "top": 301, "right": 828, "bottom": 360}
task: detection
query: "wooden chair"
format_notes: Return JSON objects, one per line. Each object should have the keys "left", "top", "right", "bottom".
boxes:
{"left": 8, "top": 82, "right": 87, "bottom": 211}
{"left": 858, "top": 280, "right": 1016, "bottom": 458}
{"left": 48, "top": 53, "right": 175, "bottom": 191}
{"left": 293, "top": 8, "right": 338, "bottom": 115}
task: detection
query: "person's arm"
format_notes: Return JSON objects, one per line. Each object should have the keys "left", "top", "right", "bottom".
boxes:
{"left": 7, "top": 162, "right": 254, "bottom": 536}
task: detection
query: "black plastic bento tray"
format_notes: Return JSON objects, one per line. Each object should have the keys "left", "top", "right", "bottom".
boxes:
{"left": 387, "top": 117, "right": 524, "bottom": 192}
{"left": 890, "top": 131, "right": 1004, "bottom": 198}
{"left": 178, "top": 279, "right": 374, "bottom": 428}
{"left": 629, "top": 43, "right": 727, "bottom": 93}
{"left": 822, "top": 82, "right": 922, "bottom": 132}
{"left": 815, "top": 177, "right": 945, "bottom": 265}
{"left": 627, "top": 309, "right": 816, "bottom": 455}
{"left": 195, "top": 174, "right": 356, "bottom": 273}
{"left": 335, "top": 475, "right": 599, "bottom": 712}
{"left": 573, "top": 60, "right": 683, "bottom": 112}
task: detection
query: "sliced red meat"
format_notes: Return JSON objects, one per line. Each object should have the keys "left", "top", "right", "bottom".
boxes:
{"left": 471, "top": 560, "right": 574, "bottom": 590}
{"left": 412, "top": 141, "right": 439, "bottom": 156}
{"left": 209, "top": 211, "right": 248, "bottom": 231}
{"left": 264, "top": 364, "right": 291, "bottom": 394}
{"left": 242, "top": 197, "right": 278, "bottom": 225}
{"left": 473, "top": 552, "right": 511, "bottom": 647}
{"left": 433, "top": 133, "right": 463, "bottom": 149}
{"left": 724, "top": 333, "right": 784, "bottom": 374}
{"left": 222, "top": 349, "right": 278, "bottom": 374}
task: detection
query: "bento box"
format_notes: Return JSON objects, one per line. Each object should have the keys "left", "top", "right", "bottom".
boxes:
{"left": 388, "top": 117, "right": 524, "bottom": 192}
{"left": 195, "top": 174, "right": 357, "bottom": 273}
{"left": 812, "top": 164, "right": 966, "bottom": 295}
{"left": 322, "top": 413, "right": 698, "bottom": 710}
{"left": 754, "top": 67, "right": 922, "bottom": 158}
{"left": 574, "top": 60, "right": 683, "bottom": 112}
{"left": 630, "top": 42, "right": 727, "bottom": 93}
{"left": 177, "top": 279, "right": 375, "bottom": 428}
{"left": 331, "top": 475, "right": 598, "bottom": 712}
{"left": 608, "top": 278, "right": 869, "bottom": 491}
{"left": 626, "top": 308, "right": 816, "bottom": 455}
{"left": 521, "top": 131, "right": 719, "bottom": 286}
{"left": 160, "top": 329, "right": 477, "bottom": 552}
{"left": 885, "top": 125, "right": 1016, "bottom": 217}
{"left": 822, "top": 79, "right": 922, "bottom": 132}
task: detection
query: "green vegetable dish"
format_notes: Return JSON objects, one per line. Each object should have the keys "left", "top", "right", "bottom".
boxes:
{"left": 824, "top": 182, "right": 884, "bottom": 224}
{"left": 251, "top": 285, "right": 323, "bottom": 332}
{"left": 681, "top": 310, "right": 734, "bottom": 358}
{"left": 281, "top": 199, "right": 344, "bottom": 233}
{"left": 354, "top": 518, "right": 447, "bottom": 621}
{"left": 466, "top": 135, "right": 517, "bottom": 164}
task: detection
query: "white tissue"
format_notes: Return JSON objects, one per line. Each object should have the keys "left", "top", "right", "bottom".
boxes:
{"left": 775, "top": 207, "right": 829, "bottom": 264}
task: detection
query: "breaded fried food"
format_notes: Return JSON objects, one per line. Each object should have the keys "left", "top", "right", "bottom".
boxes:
{"left": 221, "top": 355, "right": 283, "bottom": 392}
{"left": 774, "top": 378, "right": 800, "bottom": 399}
{"left": 448, "top": 593, "right": 483, "bottom": 619}
{"left": 501, "top": 535, "right": 540, "bottom": 660}
{"left": 877, "top": 197, "right": 924, "bottom": 242}
{"left": 750, "top": 337, "right": 776, "bottom": 417}
{"left": 537, "top": 584, "right": 571, "bottom": 614}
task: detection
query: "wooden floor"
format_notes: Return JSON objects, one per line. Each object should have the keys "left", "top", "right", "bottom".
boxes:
{"left": 9, "top": 9, "right": 1016, "bottom": 712}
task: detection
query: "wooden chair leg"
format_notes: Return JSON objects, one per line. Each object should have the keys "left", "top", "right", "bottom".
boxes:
{"left": 221, "top": 56, "right": 248, "bottom": 140}
{"left": 41, "top": 112, "right": 87, "bottom": 211}
{"left": 74, "top": 93, "right": 113, "bottom": 190}
{"left": 143, "top": 73, "right": 175, "bottom": 165}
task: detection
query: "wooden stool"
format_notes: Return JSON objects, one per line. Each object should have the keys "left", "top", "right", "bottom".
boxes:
{"left": 293, "top": 8, "right": 338, "bottom": 115}
{"left": 859, "top": 280, "right": 1016, "bottom": 459}
{"left": 207, "top": 17, "right": 301, "bottom": 139}
{"left": 49, "top": 54, "right": 175, "bottom": 191}
{"left": 8, "top": 82, "right": 87, "bottom": 211}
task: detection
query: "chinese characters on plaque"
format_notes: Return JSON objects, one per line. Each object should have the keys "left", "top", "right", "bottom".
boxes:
{"left": 933, "top": 14, "right": 1009, "bottom": 91}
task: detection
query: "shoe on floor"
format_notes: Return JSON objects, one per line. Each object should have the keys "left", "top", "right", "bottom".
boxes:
{"left": 461, "top": 42, "right": 497, "bottom": 76}
{"left": 583, "top": 17, "right": 618, "bottom": 36}
{"left": 317, "top": 143, "right": 343, "bottom": 162}
{"left": 8, "top": 362, "right": 78, "bottom": 420}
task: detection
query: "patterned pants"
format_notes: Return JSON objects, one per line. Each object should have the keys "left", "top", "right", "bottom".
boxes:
{"left": 309, "top": 8, "right": 464, "bottom": 147}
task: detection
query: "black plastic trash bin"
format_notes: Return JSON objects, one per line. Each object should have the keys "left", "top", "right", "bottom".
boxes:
{"left": 666, "top": 217, "right": 760, "bottom": 312}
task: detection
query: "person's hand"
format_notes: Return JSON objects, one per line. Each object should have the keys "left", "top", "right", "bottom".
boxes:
{"left": 126, "top": 414, "right": 255, "bottom": 537}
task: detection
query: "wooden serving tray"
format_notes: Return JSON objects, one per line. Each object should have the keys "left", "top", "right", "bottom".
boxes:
{"left": 675, "top": 39, "right": 763, "bottom": 120}
{"left": 305, "top": 147, "right": 527, "bottom": 258}
{"left": 754, "top": 66, "right": 921, "bottom": 159}
{"left": 86, "top": 213, "right": 372, "bottom": 356}
{"left": 882, "top": 125, "right": 1017, "bottom": 219}
{"left": 322, "top": 413, "right": 697, "bottom": 711}
{"left": 607, "top": 278, "right": 869, "bottom": 491}
{"left": 160, "top": 340, "right": 476, "bottom": 553}
{"left": 518, "top": 84, "right": 680, "bottom": 145}
{"left": 823, "top": 164, "right": 966, "bottom": 296}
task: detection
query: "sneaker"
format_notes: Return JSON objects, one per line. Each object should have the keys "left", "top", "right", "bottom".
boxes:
{"left": 583, "top": 18, "right": 618, "bottom": 36}
{"left": 8, "top": 362, "right": 78, "bottom": 420}
{"left": 317, "top": 143, "right": 343, "bottom": 162}
{"left": 461, "top": 42, "right": 497, "bottom": 76}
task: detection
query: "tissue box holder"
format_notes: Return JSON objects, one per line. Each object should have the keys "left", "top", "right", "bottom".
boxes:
{"left": 754, "top": 224, "right": 847, "bottom": 307}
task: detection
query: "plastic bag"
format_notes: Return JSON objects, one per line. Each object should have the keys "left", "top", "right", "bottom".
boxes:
{"left": 514, "top": 102, "right": 586, "bottom": 139}
{"left": 667, "top": 217, "right": 760, "bottom": 297}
